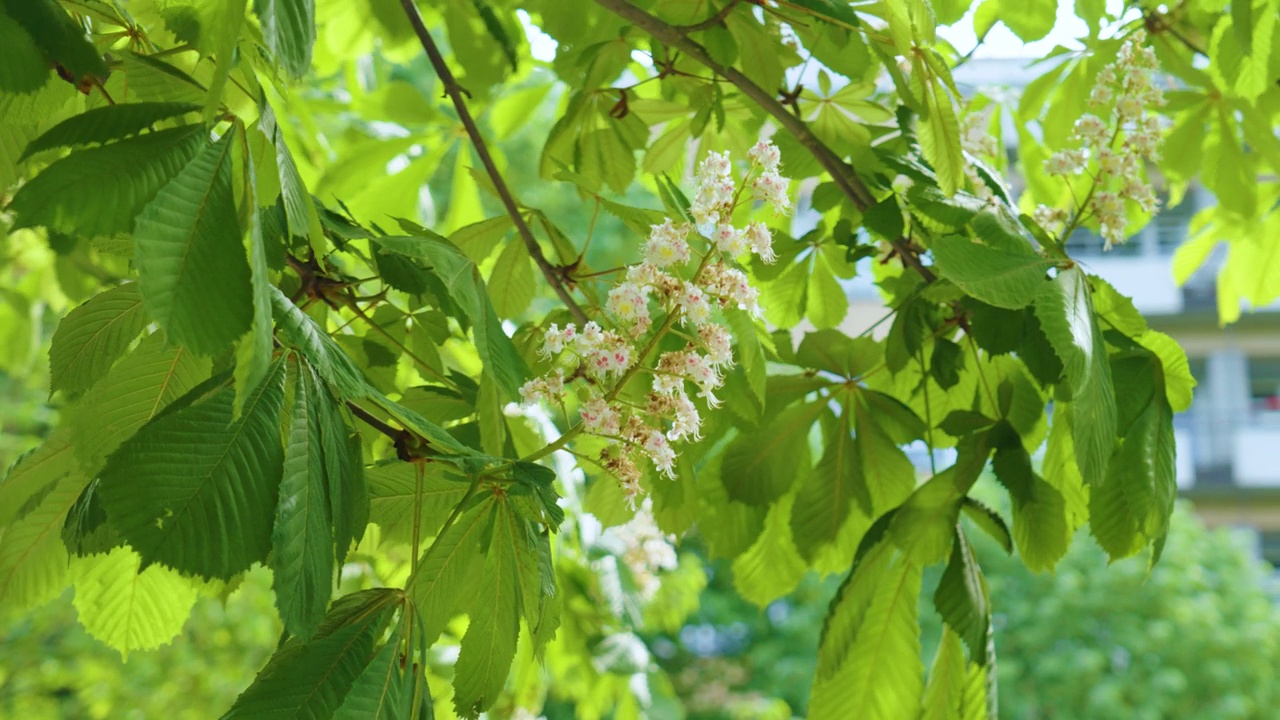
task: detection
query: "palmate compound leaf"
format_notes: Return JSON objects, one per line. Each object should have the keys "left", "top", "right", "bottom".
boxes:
{"left": 134, "top": 126, "right": 253, "bottom": 356}
{"left": 271, "top": 359, "right": 337, "bottom": 640}
{"left": 1034, "top": 266, "right": 1116, "bottom": 484}
{"left": 7, "top": 123, "right": 207, "bottom": 238}
{"left": 223, "top": 588, "right": 402, "bottom": 719}
{"left": 98, "top": 358, "right": 288, "bottom": 580}
{"left": 404, "top": 494, "right": 546, "bottom": 718}
{"left": 69, "top": 545, "right": 198, "bottom": 659}
{"left": 20, "top": 102, "right": 202, "bottom": 161}
{"left": 48, "top": 283, "right": 149, "bottom": 397}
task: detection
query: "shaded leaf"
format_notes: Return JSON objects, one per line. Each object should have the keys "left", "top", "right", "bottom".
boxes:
{"left": 134, "top": 128, "right": 252, "bottom": 356}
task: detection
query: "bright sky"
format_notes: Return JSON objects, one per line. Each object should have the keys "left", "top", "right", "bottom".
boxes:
{"left": 938, "top": 0, "right": 1130, "bottom": 58}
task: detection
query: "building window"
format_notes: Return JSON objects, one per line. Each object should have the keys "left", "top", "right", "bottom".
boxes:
{"left": 1155, "top": 191, "right": 1196, "bottom": 253}
{"left": 1249, "top": 358, "right": 1280, "bottom": 420}
{"left": 1064, "top": 226, "right": 1141, "bottom": 256}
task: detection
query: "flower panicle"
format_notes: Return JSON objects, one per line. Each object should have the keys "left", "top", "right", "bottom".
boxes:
{"left": 1041, "top": 30, "right": 1165, "bottom": 250}
{"left": 520, "top": 141, "right": 791, "bottom": 507}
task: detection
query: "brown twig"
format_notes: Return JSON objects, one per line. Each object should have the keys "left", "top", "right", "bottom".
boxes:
{"left": 677, "top": 0, "right": 745, "bottom": 32}
{"left": 594, "top": 0, "right": 876, "bottom": 211}
{"left": 346, "top": 400, "right": 402, "bottom": 441}
{"left": 398, "top": 0, "right": 590, "bottom": 324}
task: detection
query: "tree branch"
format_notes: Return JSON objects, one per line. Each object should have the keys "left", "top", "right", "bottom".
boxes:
{"left": 398, "top": 0, "right": 590, "bottom": 324}
{"left": 594, "top": 0, "right": 876, "bottom": 211}
{"left": 678, "top": 0, "right": 745, "bottom": 32}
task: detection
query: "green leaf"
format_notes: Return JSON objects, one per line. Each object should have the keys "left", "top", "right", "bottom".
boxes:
{"left": 118, "top": 51, "right": 207, "bottom": 104}
{"left": 933, "top": 532, "right": 989, "bottom": 662}
{"left": 994, "top": 431, "right": 1077, "bottom": 572}
{"left": 316, "top": 378, "right": 367, "bottom": 563}
{"left": 930, "top": 236, "right": 1053, "bottom": 309}
{"left": 721, "top": 400, "right": 825, "bottom": 505}
{"left": 488, "top": 239, "right": 535, "bottom": 318}
{"left": 21, "top": 102, "right": 201, "bottom": 161}
{"left": 407, "top": 501, "right": 488, "bottom": 645}
{"left": 1034, "top": 267, "right": 1116, "bottom": 484}
{"left": 796, "top": 330, "right": 882, "bottom": 378}
{"left": 761, "top": 258, "right": 809, "bottom": 329}
{"left": 807, "top": 250, "right": 849, "bottom": 328}
{"left": 0, "top": 429, "right": 76, "bottom": 528}
{"left": 135, "top": 128, "right": 252, "bottom": 356}
{"left": 921, "top": 627, "right": 967, "bottom": 720}
{"left": 234, "top": 201, "right": 276, "bottom": 417}
{"left": 996, "top": 0, "right": 1056, "bottom": 41}
{"left": 259, "top": 102, "right": 320, "bottom": 244}
{"left": 453, "top": 502, "right": 522, "bottom": 717}
{"left": 203, "top": 0, "right": 246, "bottom": 122}
{"left": 374, "top": 235, "right": 528, "bottom": 399}
{"left": 367, "top": 462, "right": 468, "bottom": 544}
{"left": 2, "top": 0, "right": 109, "bottom": 82}
{"left": 0, "top": 464, "right": 90, "bottom": 609}
{"left": 69, "top": 546, "right": 198, "bottom": 658}
{"left": 853, "top": 396, "right": 919, "bottom": 514}
{"left": 70, "top": 333, "right": 212, "bottom": 474}
{"left": 725, "top": 308, "right": 766, "bottom": 405}
{"left": 1139, "top": 330, "right": 1196, "bottom": 413}
{"left": 918, "top": 70, "right": 964, "bottom": 195}
{"left": 1090, "top": 391, "right": 1177, "bottom": 560}
{"left": 733, "top": 493, "right": 807, "bottom": 608}
{"left": 0, "top": 12, "right": 48, "bottom": 93}
{"left": 98, "top": 358, "right": 287, "bottom": 580}
{"left": 222, "top": 588, "right": 398, "bottom": 719}
{"left": 8, "top": 124, "right": 206, "bottom": 237}
{"left": 333, "top": 613, "right": 417, "bottom": 720}
{"left": 49, "top": 283, "right": 148, "bottom": 397}
{"left": 271, "top": 287, "right": 374, "bottom": 401}
{"left": 960, "top": 497, "right": 1012, "bottom": 555}
{"left": 816, "top": 539, "right": 893, "bottom": 682}
{"left": 791, "top": 410, "right": 857, "bottom": 560}
{"left": 272, "top": 360, "right": 336, "bottom": 640}
{"left": 255, "top": 0, "right": 315, "bottom": 78}
{"left": 809, "top": 547, "right": 924, "bottom": 720}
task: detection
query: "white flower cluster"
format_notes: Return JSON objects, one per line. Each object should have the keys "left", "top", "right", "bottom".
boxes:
{"left": 609, "top": 500, "right": 678, "bottom": 601}
{"left": 521, "top": 141, "right": 790, "bottom": 506}
{"left": 960, "top": 107, "right": 999, "bottom": 200}
{"left": 1041, "top": 30, "right": 1165, "bottom": 250}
